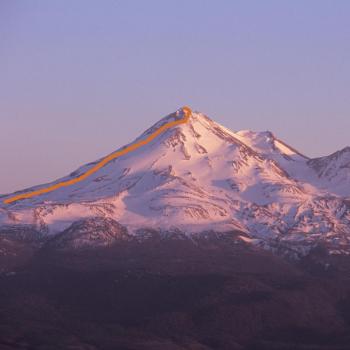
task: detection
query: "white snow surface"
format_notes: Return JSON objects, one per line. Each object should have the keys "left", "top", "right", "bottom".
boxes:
{"left": 1, "top": 109, "right": 350, "bottom": 253}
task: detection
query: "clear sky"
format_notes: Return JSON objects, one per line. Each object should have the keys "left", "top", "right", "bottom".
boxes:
{"left": 0, "top": 1, "right": 349, "bottom": 194}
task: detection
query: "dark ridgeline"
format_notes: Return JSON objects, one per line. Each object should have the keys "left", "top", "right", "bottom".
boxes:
{"left": 1, "top": 225, "right": 350, "bottom": 350}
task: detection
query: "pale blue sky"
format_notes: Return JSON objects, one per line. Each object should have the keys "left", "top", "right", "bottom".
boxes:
{"left": 1, "top": 1, "right": 349, "bottom": 193}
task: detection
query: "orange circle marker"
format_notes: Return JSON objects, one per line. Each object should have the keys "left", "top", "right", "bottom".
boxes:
{"left": 4, "top": 107, "right": 192, "bottom": 204}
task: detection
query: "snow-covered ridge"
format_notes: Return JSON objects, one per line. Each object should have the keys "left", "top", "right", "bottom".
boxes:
{"left": 1, "top": 108, "right": 350, "bottom": 256}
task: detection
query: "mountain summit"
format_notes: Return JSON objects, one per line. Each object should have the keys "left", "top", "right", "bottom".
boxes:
{"left": 1, "top": 108, "right": 350, "bottom": 257}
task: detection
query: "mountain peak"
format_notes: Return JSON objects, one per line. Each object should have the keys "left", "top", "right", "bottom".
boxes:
{"left": 339, "top": 146, "right": 350, "bottom": 154}
{"left": 2, "top": 107, "right": 350, "bottom": 259}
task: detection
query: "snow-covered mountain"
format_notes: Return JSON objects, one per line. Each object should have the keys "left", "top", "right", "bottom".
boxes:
{"left": 1, "top": 108, "right": 350, "bottom": 257}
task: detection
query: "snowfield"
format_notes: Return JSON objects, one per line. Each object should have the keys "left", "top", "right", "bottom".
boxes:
{"left": 1, "top": 108, "right": 350, "bottom": 256}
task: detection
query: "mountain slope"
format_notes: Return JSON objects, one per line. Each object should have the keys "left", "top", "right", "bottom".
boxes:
{"left": 308, "top": 147, "right": 350, "bottom": 195}
{"left": 1, "top": 107, "right": 350, "bottom": 256}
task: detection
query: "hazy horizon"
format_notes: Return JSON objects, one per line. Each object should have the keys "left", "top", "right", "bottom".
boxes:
{"left": 1, "top": 1, "right": 349, "bottom": 194}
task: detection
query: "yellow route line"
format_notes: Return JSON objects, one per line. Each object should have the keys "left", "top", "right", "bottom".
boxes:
{"left": 4, "top": 106, "right": 192, "bottom": 205}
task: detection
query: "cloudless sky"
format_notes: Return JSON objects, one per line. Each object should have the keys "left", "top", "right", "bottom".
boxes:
{"left": 0, "top": 0, "right": 349, "bottom": 193}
